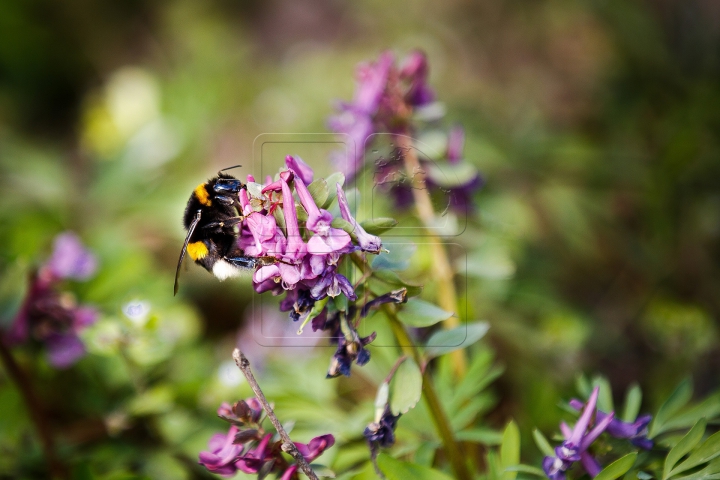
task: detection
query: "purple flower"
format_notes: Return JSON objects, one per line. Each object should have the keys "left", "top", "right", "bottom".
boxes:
{"left": 569, "top": 399, "right": 653, "bottom": 450}
{"left": 328, "top": 112, "right": 374, "bottom": 177}
{"left": 280, "top": 177, "right": 307, "bottom": 263}
{"left": 353, "top": 51, "right": 394, "bottom": 114}
{"left": 239, "top": 212, "right": 283, "bottom": 257}
{"left": 399, "top": 50, "right": 435, "bottom": 107}
{"left": 327, "top": 51, "right": 394, "bottom": 179}
{"left": 294, "top": 176, "right": 351, "bottom": 255}
{"left": 236, "top": 434, "right": 274, "bottom": 474}
{"left": 335, "top": 183, "right": 382, "bottom": 253}
{"left": 45, "top": 333, "right": 86, "bottom": 369}
{"left": 217, "top": 398, "right": 264, "bottom": 426}
{"left": 280, "top": 434, "right": 335, "bottom": 480}
{"left": 364, "top": 406, "right": 400, "bottom": 449}
{"left": 44, "top": 232, "right": 97, "bottom": 281}
{"left": 198, "top": 425, "right": 245, "bottom": 477}
{"left": 446, "top": 125, "right": 464, "bottom": 164}
{"left": 285, "top": 155, "right": 313, "bottom": 185}
{"left": 310, "top": 269, "right": 357, "bottom": 301}
{"left": 327, "top": 330, "right": 376, "bottom": 378}
{"left": 543, "top": 387, "right": 615, "bottom": 480}
{"left": 4, "top": 232, "right": 98, "bottom": 369}
{"left": 281, "top": 288, "right": 320, "bottom": 323}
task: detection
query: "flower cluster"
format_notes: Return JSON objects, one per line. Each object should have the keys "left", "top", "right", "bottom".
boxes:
{"left": 543, "top": 387, "right": 654, "bottom": 480}
{"left": 543, "top": 387, "right": 615, "bottom": 479}
{"left": 328, "top": 50, "right": 483, "bottom": 213}
{"left": 198, "top": 398, "right": 334, "bottom": 479}
{"left": 4, "top": 232, "right": 98, "bottom": 368}
{"left": 237, "top": 155, "right": 398, "bottom": 377}
{"left": 364, "top": 405, "right": 401, "bottom": 453}
{"left": 327, "top": 50, "right": 434, "bottom": 178}
{"left": 568, "top": 398, "right": 653, "bottom": 450}
{"left": 237, "top": 155, "right": 380, "bottom": 301}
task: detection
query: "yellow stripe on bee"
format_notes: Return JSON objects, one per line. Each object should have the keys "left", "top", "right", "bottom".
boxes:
{"left": 187, "top": 241, "right": 209, "bottom": 261}
{"left": 194, "top": 183, "right": 212, "bottom": 206}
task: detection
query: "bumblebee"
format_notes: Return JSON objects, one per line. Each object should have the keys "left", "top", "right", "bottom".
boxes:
{"left": 174, "top": 167, "right": 257, "bottom": 295}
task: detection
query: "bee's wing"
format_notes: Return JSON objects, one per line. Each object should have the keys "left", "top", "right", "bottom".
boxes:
{"left": 174, "top": 210, "right": 202, "bottom": 296}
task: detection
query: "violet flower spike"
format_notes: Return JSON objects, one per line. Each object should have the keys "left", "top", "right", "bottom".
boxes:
{"left": 335, "top": 183, "right": 382, "bottom": 254}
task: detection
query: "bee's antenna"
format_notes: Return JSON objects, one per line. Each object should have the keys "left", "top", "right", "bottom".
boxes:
{"left": 219, "top": 165, "right": 242, "bottom": 173}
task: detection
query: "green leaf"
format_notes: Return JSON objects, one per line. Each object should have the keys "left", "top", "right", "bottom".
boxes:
{"left": 669, "top": 431, "right": 720, "bottom": 478}
{"left": 576, "top": 375, "right": 592, "bottom": 399}
{"left": 296, "top": 204, "right": 308, "bottom": 222}
{"left": 368, "top": 271, "right": 423, "bottom": 298}
{"left": 504, "top": 465, "right": 546, "bottom": 477}
{"left": 592, "top": 375, "right": 614, "bottom": 413}
{"left": 333, "top": 291, "right": 349, "bottom": 312}
{"left": 389, "top": 358, "right": 423, "bottom": 415}
{"left": 449, "top": 364, "right": 503, "bottom": 411}
{"left": 375, "top": 382, "right": 389, "bottom": 409}
{"left": 424, "top": 322, "right": 490, "bottom": 359}
{"left": 533, "top": 429, "right": 555, "bottom": 457}
{"left": 322, "top": 172, "right": 345, "bottom": 208}
{"left": 360, "top": 217, "right": 398, "bottom": 235}
{"left": 664, "top": 418, "right": 706, "bottom": 480}
{"left": 372, "top": 243, "right": 416, "bottom": 271}
{"left": 127, "top": 385, "right": 173, "bottom": 416}
{"left": 455, "top": 428, "right": 503, "bottom": 445}
{"left": 331, "top": 218, "right": 357, "bottom": 241}
{"left": 500, "top": 420, "right": 520, "bottom": 480}
{"left": 308, "top": 178, "right": 329, "bottom": 208}
{"left": 650, "top": 379, "right": 693, "bottom": 438}
{"left": 273, "top": 206, "right": 286, "bottom": 233}
{"left": 595, "top": 453, "right": 637, "bottom": 480}
{"left": 663, "top": 391, "right": 720, "bottom": 433}
{"left": 671, "top": 458, "right": 720, "bottom": 480}
{"left": 426, "top": 162, "right": 479, "bottom": 188}
{"left": 622, "top": 383, "right": 643, "bottom": 423}
{"left": 450, "top": 395, "right": 496, "bottom": 431}
{"left": 377, "top": 453, "right": 454, "bottom": 480}
{"left": 397, "top": 298, "right": 454, "bottom": 328}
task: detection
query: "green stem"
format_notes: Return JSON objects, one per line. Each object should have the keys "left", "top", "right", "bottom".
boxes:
{"left": 383, "top": 306, "right": 471, "bottom": 480}
{"left": 0, "top": 340, "right": 66, "bottom": 479}
{"left": 395, "top": 132, "right": 467, "bottom": 377}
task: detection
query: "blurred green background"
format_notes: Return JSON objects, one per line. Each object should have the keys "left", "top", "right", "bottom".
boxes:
{"left": 1, "top": 0, "right": 719, "bottom": 478}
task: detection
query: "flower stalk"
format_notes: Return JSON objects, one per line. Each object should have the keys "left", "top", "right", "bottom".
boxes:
{"left": 232, "top": 348, "right": 319, "bottom": 480}
{"left": 395, "top": 132, "right": 467, "bottom": 376}
{"left": 383, "top": 306, "right": 472, "bottom": 480}
{"left": 0, "top": 339, "right": 65, "bottom": 479}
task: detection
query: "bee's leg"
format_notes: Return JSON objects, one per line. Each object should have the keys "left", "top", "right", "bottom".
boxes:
{"left": 202, "top": 216, "right": 245, "bottom": 232}
{"left": 225, "top": 256, "right": 257, "bottom": 269}
{"left": 215, "top": 195, "right": 235, "bottom": 206}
